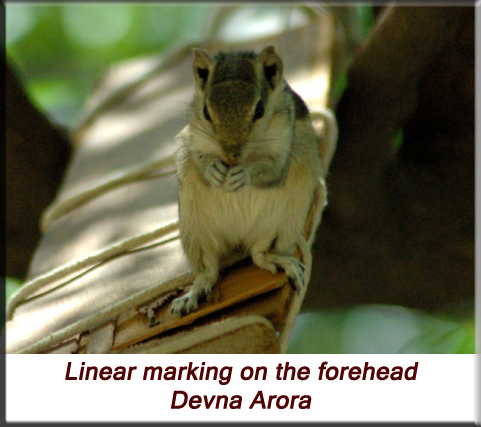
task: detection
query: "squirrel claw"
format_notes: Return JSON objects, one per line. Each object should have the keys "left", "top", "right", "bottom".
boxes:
{"left": 285, "top": 259, "right": 307, "bottom": 292}
{"left": 171, "top": 276, "right": 214, "bottom": 316}
{"left": 257, "top": 253, "right": 307, "bottom": 293}
{"left": 206, "top": 159, "right": 228, "bottom": 187}
{"left": 224, "top": 165, "right": 248, "bottom": 191}
{"left": 171, "top": 294, "right": 199, "bottom": 316}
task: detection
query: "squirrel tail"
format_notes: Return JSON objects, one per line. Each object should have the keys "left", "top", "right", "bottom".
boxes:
{"left": 310, "top": 108, "right": 338, "bottom": 172}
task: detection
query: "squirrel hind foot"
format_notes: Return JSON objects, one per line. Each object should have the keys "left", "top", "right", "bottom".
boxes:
{"left": 253, "top": 252, "right": 307, "bottom": 293}
{"left": 171, "top": 272, "right": 216, "bottom": 316}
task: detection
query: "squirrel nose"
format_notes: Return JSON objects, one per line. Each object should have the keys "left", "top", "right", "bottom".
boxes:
{"left": 223, "top": 155, "right": 237, "bottom": 166}
{"left": 230, "top": 152, "right": 242, "bottom": 165}
{"left": 222, "top": 146, "right": 241, "bottom": 165}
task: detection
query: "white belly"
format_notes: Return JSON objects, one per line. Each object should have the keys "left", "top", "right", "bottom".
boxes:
{"left": 180, "top": 177, "right": 315, "bottom": 260}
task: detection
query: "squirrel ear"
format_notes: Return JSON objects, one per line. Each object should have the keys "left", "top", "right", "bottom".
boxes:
{"left": 259, "top": 45, "right": 283, "bottom": 89}
{"left": 193, "top": 48, "right": 213, "bottom": 90}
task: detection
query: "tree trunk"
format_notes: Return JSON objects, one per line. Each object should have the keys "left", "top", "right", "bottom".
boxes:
{"left": 6, "top": 60, "right": 72, "bottom": 279}
{"left": 306, "top": 6, "right": 474, "bottom": 313}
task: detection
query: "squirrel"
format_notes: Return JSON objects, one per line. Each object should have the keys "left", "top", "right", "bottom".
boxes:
{"left": 171, "top": 45, "right": 337, "bottom": 316}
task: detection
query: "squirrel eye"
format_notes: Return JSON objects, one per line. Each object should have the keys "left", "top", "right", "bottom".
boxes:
{"left": 253, "top": 100, "right": 265, "bottom": 121}
{"left": 203, "top": 104, "right": 211, "bottom": 121}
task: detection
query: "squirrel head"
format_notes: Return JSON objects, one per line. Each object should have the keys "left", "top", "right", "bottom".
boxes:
{"left": 191, "top": 46, "right": 287, "bottom": 165}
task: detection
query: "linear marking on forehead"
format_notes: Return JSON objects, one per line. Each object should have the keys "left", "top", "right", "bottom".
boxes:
{"left": 211, "top": 51, "right": 257, "bottom": 85}
{"left": 209, "top": 80, "right": 256, "bottom": 114}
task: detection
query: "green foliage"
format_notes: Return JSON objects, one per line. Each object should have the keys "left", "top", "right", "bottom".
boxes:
{"left": 394, "top": 129, "right": 404, "bottom": 150}
{"left": 6, "top": 277, "right": 23, "bottom": 303}
{"left": 6, "top": 4, "right": 213, "bottom": 127}
{"left": 288, "top": 305, "right": 475, "bottom": 354}
{"left": 356, "top": 5, "right": 375, "bottom": 41}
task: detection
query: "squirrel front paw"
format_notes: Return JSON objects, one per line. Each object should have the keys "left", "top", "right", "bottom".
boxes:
{"left": 224, "top": 165, "right": 249, "bottom": 192}
{"left": 205, "top": 159, "right": 228, "bottom": 188}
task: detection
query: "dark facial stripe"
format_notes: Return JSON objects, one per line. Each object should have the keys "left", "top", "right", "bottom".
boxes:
{"left": 284, "top": 83, "right": 309, "bottom": 119}
{"left": 211, "top": 51, "right": 256, "bottom": 85}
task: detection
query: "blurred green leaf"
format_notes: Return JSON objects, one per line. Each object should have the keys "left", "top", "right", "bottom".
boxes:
{"left": 357, "top": 5, "right": 375, "bottom": 41}
{"left": 288, "top": 304, "right": 475, "bottom": 354}
{"left": 62, "top": 5, "right": 135, "bottom": 49}
{"left": 6, "top": 4, "right": 37, "bottom": 44}
{"left": 6, "top": 277, "right": 23, "bottom": 304}
{"left": 330, "top": 71, "right": 348, "bottom": 105}
{"left": 394, "top": 130, "right": 404, "bottom": 150}
{"left": 287, "top": 311, "right": 346, "bottom": 354}
{"left": 454, "top": 321, "right": 475, "bottom": 354}
{"left": 6, "top": 4, "right": 216, "bottom": 128}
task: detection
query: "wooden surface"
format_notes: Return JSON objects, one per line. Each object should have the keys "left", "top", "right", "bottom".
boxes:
{"left": 112, "top": 315, "right": 281, "bottom": 354}
{"left": 112, "top": 264, "right": 287, "bottom": 350}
